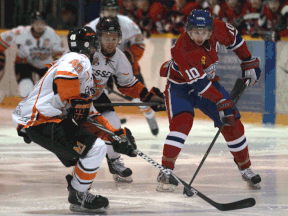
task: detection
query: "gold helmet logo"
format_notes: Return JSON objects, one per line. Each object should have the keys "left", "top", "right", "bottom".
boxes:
{"left": 201, "top": 56, "right": 206, "bottom": 65}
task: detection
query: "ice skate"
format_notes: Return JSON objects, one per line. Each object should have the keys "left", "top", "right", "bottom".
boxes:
{"left": 107, "top": 156, "right": 133, "bottom": 182}
{"left": 156, "top": 168, "right": 178, "bottom": 192}
{"left": 146, "top": 116, "right": 159, "bottom": 136}
{"left": 66, "top": 174, "right": 109, "bottom": 213}
{"left": 240, "top": 167, "right": 261, "bottom": 189}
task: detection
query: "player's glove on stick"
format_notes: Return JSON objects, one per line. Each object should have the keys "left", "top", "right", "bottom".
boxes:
{"left": 140, "top": 87, "right": 166, "bottom": 111}
{"left": 240, "top": 57, "right": 261, "bottom": 86}
{"left": 112, "top": 127, "right": 137, "bottom": 157}
{"left": 67, "top": 93, "right": 92, "bottom": 125}
{"left": 216, "top": 98, "right": 237, "bottom": 126}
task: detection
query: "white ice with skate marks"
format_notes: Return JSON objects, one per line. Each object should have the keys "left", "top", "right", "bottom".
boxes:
{"left": 0, "top": 108, "right": 288, "bottom": 215}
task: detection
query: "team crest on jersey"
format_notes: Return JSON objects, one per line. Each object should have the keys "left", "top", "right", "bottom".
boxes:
{"left": 43, "top": 39, "right": 50, "bottom": 47}
{"left": 92, "top": 56, "right": 99, "bottom": 66}
{"left": 73, "top": 141, "right": 86, "bottom": 155}
{"left": 25, "top": 39, "right": 32, "bottom": 46}
{"left": 201, "top": 56, "right": 206, "bottom": 65}
{"left": 5, "top": 36, "right": 12, "bottom": 42}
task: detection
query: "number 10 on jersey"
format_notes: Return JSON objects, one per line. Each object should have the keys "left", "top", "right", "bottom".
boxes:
{"left": 185, "top": 68, "right": 200, "bottom": 80}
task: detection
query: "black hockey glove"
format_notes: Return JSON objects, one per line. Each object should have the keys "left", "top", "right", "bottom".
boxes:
{"left": 140, "top": 87, "right": 166, "bottom": 112}
{"left": 67, "top": 93, "right": 92, "bottom": 125}
{"left": 111, "top": 127, "right": 137, "bottom": 157}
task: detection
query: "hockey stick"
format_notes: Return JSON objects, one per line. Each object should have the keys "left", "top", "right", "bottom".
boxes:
{"left": 86, "top": 116, "right": 256, "bottom": 211}
{"left": 183, "top": 79, "right": 250, "bottom": 197}
{"left": 111, "top": 89, "right": 134, "bottom": 101}
{"left": 93, "top": 101, "right": 163, "bottom": 107}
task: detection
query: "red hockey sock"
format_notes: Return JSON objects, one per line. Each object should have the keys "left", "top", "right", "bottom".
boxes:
{"left": 162, "top": 144, "right": 182, "bottom": 169}
{"left": 162, "top": 112, "right": 193, "bottom": 169}
{"left": 230, "top": 146, "right": 251, "bottom": 169}
{"left": 221, "top": 119, "right": 251, "bottom": 169}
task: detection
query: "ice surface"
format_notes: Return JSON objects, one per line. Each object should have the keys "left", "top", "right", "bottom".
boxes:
{"left": 1, "top": 107, "right": 288, "bottom": 216}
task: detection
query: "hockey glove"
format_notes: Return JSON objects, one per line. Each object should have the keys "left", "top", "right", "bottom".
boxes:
{"left": 240, "top": 57, "right": 261, "bottom": 86}
{"left": 140, "top": 87, "right": 166, "bottom": 111}
{"left": 112, "top": 127, "right": 137, "bottom": 157}
{"left": 67, "top": 93, "right": 92, "bottom": 125}
{"left": 217, "top": 98, "right": 237, "bottom": 126}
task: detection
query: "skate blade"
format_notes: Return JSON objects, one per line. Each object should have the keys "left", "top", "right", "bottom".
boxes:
{"left": 113, "top": 174, "right": 133, "bottom": 183}
{"left": 156, "top": 182, "right": 176, "bottom": 192}
{"left": 70, "top": 204, "right": 109, "bottom": 213}
{"left": 247, "top": 182, "right": 261, "bottom": 190}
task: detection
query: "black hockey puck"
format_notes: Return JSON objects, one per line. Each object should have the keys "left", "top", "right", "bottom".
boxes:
{"left": 120, "top": 118, "right": 127, "bottom": 124}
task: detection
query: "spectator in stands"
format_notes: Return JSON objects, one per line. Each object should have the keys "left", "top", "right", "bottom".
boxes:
{"left": 119, "top": 0, "right": 138, "bottom": 21}
{"left": 204, "top": 0, "right": 221, "bottom": 18}
{"left": 240, "top": 0, "right": 264, "bottom": 36}
{"left": 164, "top": 0, "right": 201, "bottom": 35}
{"left": 48, "top": 4, "right": 77, "bottom": 30}
{"left": 218, "top": 0, "right": 243, "bottom": 25}
{"left": 135, "top": 0, "right": 169, "bottom": 37}
{"left": 259, "top": 0, "right": 287, "bottom": 41}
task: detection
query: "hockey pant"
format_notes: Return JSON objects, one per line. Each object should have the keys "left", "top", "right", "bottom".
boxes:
{"left": 25, "top": 119, "right": 107, "bottom": 192}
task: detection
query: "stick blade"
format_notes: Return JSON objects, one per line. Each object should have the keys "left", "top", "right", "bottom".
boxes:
{"left": 217, "top": 198, "right": 256, "bottom": 211}
{"left": 183, "top": 187, "right": 194, "bottom": 197}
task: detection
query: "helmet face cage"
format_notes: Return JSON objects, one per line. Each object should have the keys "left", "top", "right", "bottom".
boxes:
{"left": 186, "top": 9, "right": 213, "bottom": 33}
{"left": 96, "top": 17, "right": 122, "bottom": 44}
{"left": 68, "top": 27, "right": 100, "bottom": 54}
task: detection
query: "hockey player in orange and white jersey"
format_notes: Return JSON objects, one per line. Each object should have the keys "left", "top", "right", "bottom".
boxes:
{"left": 85, "top": 17, "right": 165, "bottom": 183}
{"left": 12, "top": 26, "right": 137, "bottom": 213}
{"left": 0, "top": 11, "right": 64, "bottom": 98}
{"left": 86, "top": 0, "right": 160, "bottom": 137}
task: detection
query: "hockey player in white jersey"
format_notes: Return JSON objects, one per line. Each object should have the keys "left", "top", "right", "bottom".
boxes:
{"left": 83, "top": 17, "right": 165, "bottom": 183}
{"left": 12, "top": 26, "right": 137, "bottom": 213}
{"left": 0, "top": 11, "right": 64, "bottom": 98}
{"left": 86, "top": 0, "right": 160, "bottom": 136}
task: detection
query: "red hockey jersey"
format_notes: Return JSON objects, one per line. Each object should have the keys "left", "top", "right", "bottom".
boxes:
{"left": 163, "top": 19, "right": 251, "bottom": 94}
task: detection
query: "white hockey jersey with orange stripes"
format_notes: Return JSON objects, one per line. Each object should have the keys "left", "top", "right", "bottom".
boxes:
{"left": 91, "top": 48, "right": 137, "bottom": 99}
{"left": 0, "top": 25, "right": 64, "bottom": 69}
{"left": 12, "top": 52, "right": 100, "bottom": 132}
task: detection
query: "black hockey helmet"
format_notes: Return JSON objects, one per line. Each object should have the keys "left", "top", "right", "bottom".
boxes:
{"left": 68, "top": 26, "right": 100, "bottom": 54}
{"left": 96, "top": 17, "right": 122, "bottom": 42}
{"left": 100, "top": 0, "right": 120, "bottom": 17}
{"left": 30, "top": 11, "right": 47, "bottom": 23}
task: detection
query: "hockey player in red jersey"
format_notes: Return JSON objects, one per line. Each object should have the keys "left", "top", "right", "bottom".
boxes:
{"left": 157, "top": 9, "right": 262, "bottom": 192}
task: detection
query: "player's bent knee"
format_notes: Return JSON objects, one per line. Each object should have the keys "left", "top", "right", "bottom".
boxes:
{"left": 89, "top": 138, "right": 107, "bottom": 159}
{"left": 169, "top": 112, "right": 194, "bottom": 135}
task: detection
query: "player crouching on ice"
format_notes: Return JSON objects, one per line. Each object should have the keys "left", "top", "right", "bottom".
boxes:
{"left": 11, "top": 26, "right": 138, "bottom": 213}
{"left": 157, "top": 9, "right": 262, "bottom": 192}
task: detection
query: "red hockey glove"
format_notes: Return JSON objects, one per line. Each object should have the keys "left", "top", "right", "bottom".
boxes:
{"left": 240, "top": 57, "right": 261, "bottom": 86}
{"left": 111, "top": 127, "right": 137, "bottom": 157}
{"left": 216, "top": 98, "right": 237, "bottom": 126}
{"left": 67, "top": 93, "right": 92, "bottom": 124}
{"left": 140, "top": 87, "right": 166, "bottom": 111}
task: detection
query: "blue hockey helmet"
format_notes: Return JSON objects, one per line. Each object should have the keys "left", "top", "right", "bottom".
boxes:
{"left": 186, "top": 9, "right": 213, "bottom": 31}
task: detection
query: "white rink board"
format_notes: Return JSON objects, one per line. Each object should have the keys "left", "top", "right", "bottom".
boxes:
{"left": 1, "top": 35, "right": 288, "bottom": 114}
